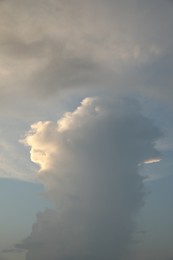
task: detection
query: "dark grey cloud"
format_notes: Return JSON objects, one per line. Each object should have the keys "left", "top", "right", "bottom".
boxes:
{"left": 1, "top": 248, "right": 23, "bottom": 254}
{"left": 0, "top": 257, "right": 7, "bottom": 260}
{"left": 19, "top": 97, "right": 161, "bottom": 260}
{"left": 16, "top": 241, "right": 44, "bottom": 251}
{"left": 127, "top": 51, "right": 173, "bottom": 102}
{"left": 0, "top": 0, "right": 173, "bottom": 104}
{"left": 32, "top": 56, "right": 101, "bottom": 97}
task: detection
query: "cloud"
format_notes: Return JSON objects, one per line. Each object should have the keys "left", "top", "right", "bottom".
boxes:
{"left": 20, "top": 97, "right": 161, "bottom": 260}
{"left": 1, "top": 248, "right": 23, "bottom": 254}
{"left": 0, "top": 0, "right": 173, "bottom": 110}
{"left": 143, "top": 158, "right": 161, "bottom": 164}
{"left": 0, "top": 257, "right": 7, "bottom": 260}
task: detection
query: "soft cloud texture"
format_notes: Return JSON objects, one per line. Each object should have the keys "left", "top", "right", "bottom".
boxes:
{"left": 0, "top": 0, "right": 173, "bottom": 108}
{"left": 21, "top": 97, "right": 161, "bottom": 260}
{"left": 1, "top": 1, "right": 173, "bottom": 259}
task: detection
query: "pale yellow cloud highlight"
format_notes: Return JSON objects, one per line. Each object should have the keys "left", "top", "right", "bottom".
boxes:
{"left": 57, "top": 97, "right": 99, "bottom": 132}
{"left": 143, "top": 158, "right": 161, "bottom": 164}
{"left": 22, "top": 121, "right": 58, "bottom": 171}
{"left": 22, "top": 97, "right": 100, "bottom": 172}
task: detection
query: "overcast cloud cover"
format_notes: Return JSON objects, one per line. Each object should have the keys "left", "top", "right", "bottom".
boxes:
{"left": 0, "top": 0, "right": 173, "bottom": 259}
{"left": 0, "top": 0, "right": 173, "bottom": 106}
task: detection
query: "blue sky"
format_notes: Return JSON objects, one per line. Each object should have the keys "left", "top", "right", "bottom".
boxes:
{"left": 0, "top": 0, "right": 173, "bottom": 259}
{"left": 0, "top": 180, "right": 51, "bottom": 260}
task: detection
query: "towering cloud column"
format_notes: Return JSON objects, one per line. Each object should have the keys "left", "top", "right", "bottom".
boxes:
{"left": 21, "top": 97, "right": 161, "bottom": 260}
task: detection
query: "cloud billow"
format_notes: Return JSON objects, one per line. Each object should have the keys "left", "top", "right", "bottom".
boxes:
{"left": 21, "top": 97, "right": 161, "bottom": 260}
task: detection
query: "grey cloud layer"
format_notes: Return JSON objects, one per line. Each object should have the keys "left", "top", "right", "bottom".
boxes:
{"left": 0, "top": 0, "right": 173, "bottom": 104}
{"left": 20, "top": 97, "right": 161, "bottom": 260}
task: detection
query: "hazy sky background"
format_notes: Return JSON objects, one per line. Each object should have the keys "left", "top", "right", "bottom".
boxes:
{"left": 0, "top": 0, "right": 173, "bottom": 259}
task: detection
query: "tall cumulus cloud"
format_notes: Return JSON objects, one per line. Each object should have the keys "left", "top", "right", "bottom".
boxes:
{"left": 20, "top": 97, "right": 161, "bottom": 260}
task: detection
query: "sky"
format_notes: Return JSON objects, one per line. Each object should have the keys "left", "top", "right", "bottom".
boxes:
{"left": 0, "top": 0, "right": 173, "bottom": 259}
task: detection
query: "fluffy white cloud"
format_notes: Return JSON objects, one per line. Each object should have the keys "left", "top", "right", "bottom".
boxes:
{"left": 21, "top": 97, "right": 161, "bottom": 260}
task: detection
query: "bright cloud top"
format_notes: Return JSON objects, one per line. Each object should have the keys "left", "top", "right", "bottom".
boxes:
{"left": 20, "top": 97, "right": 162, "bottom": 260}
{"left": 22, "top": 97, "right": 100, "bottom": 172}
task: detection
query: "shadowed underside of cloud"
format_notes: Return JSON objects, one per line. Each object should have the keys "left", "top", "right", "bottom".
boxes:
{"left": 20, "top": 97, "right": 161, "bottom": 260}
{"left": 0, "top": 0, "right": 173, "bottom": 107}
